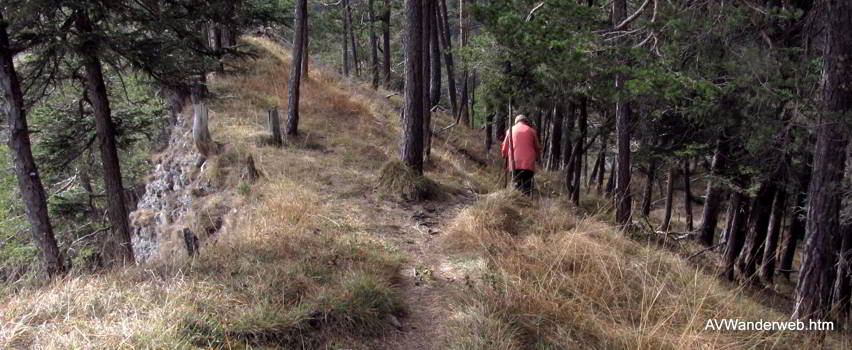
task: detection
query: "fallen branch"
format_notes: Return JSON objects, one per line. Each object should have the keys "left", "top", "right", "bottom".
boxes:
{"left": 525, "top": 2, "right": 546, "bottom": 22}
{"left": 687, "top": 243, "right": 724, "bottom": 260}
{"left": 385, "top": 92, "right": 400, "bottom": 99}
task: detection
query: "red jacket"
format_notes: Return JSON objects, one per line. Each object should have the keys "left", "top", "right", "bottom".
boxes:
{"left": 501, "top": 122, "right": 539, "bottom": 171}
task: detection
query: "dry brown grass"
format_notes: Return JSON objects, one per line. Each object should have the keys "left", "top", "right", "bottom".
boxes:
{"left": 442, "top": 192, "right": 847, "bottom": 349}
{"left": 0, "top": 36, "right": 418, "bottom": 349}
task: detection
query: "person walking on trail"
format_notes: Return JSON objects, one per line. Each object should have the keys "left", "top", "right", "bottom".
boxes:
{"left": 501, "top": 115, "right": 540, "bottom": 195}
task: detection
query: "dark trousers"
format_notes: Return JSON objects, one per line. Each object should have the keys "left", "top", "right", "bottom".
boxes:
{"left": 512, "top": 170, "right": 535, "bottom": 195}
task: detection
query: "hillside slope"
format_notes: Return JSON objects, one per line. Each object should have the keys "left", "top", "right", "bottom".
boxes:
{"left": 1, "top": 38, "right": 847, "bottom": 349}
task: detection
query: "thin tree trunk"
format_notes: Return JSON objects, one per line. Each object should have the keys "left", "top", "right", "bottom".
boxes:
{"left": 422, "top": 0, "right": 433, "bottom": 161}
{"left": 548, "top": 104, "right": 563, "bottom": 171}
{"left": 286, "top": 0, "right": 307, "bottom": 136}
{"left": 698, "top": 141, "right": 728, "bottom": 246}
{"left": 613, "top": 0, "right": 631, "bottom": 226}
{"left": 302, "top": 15, "right": 310, "bottom": 78}
{"left": 369, "top": 0, "right": 379, "bottom": 88}
{"left": 659, "top": 167, "right": 675, "bottom": 232}
{"left": 429, "top": 2, "right": 442, "bottom": 106}
{"left": 571, "top": 98, "right": 588, "bottom": 205}
{"left": 382, "top": 0, "right": 391, "bottom": 87}
{"left": 457, "top": 0, "right": 470, "bottom": 126}
{"left": 77, "top": 12, "right": 134, "bottom": 264}
{"left": 343, "top": 0, "right": 350, "bottom": 77}
{"left": 641, "top": 159, "right": 656, "bottom": 217}
{"left": 736, "top": 182, "right": 777, "bottom": 283}
{"left": 588, "top": 145, "right": 602, "bottom": 190}
{"left": 485, "top": 105, "right": 493, "bottom": 151}
{"left": 402, "top": 0, "right": 424, "bottom": 174}
{"left": 437, "top": 0, "right": 458, "bottom": 116}
{"left": 344, "top": 0, "right": 360, "bottom": 76}
{"left": 761, "top": 188, "right": 787, "bottom": 284}
{"left": 683, "top": 158, "right": 694, "bottom": 232}
{"left": 780, "top": 189, "right": 807, "bottom": 280}
{"left": 794, "top": 0, "right": 852, "bottom": 322}
{"left": 723, "top": 192, "right": 750, "bottom": 281}
{"left": 597, "top": 134, "right": 607, "bottom": 194}
{"left": 0, "top": 17, "right": 65, "bottom": 277}
{"left": 833, "top": 225, "right": 852, "bottom": 316}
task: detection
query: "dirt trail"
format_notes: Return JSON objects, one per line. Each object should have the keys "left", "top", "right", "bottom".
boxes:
{"left": 362, "top": 192, "right": 475, "bottom": 350}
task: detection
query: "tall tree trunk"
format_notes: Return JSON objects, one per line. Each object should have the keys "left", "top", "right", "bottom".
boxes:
{"left": 485, "top": 105, "right": 493, "bottom": 152}
{"left": 596, "top": 134, "right": 607, "bottom": 194}
{"left": 659, "top": 167, "right": 675, "bottom": 232}
{"left": 457, "top": 0, "right": 470, "bottom": 126}
{"left": 76, "top": 12, "right": 134, "bottom": 264}
{"left": 780, "top": 188, "right": 807, "bottom": 280}
{"left": 833, "top": 225, "right": 852, "bottom": 316}
{"left": 286, "top": 0, "right": 307, "bottom": 136}
{"left": 495, "top": 103, "right": 505, "bottom": 148}
{"left": 761, "top": 188, "right": 787, "bottom": 284}
{"left": 429, "top": 3, "right": 442, "bottom": 107}
{"left": 588, "top": 144, "right": 602, "bottom": 190}
{"left": 698, "top": 141, "right": 728, "bottom": 246}
{"left": 343, "top": 0, "right": 350, "bottom": 77}
{"left": 641, "top": 159, "right": 656, "bottom": 217}
{"left": 344, "top": 0, "right": 360, "bottom": 76}
{"left": 562, "top": 103, "right": 576, "bottom": 171}
{"left": 369, "top": 0, "right": 379, "bottom": 89}
{"left": 383, "top": 0, "right": 391, "bottom": 87}
{"left": 571, "top": 98, "right": 588, "bottom": 205}
{"left": 548, "top": 104, "right": 563, "bottom": 171}
{"left": 794, "top": 0, "right": 852, "bottom": 321}
{"left": 437, "top": 0, "right": 458, "bottom": 116}
{"left": 422, "top": 0, "right": 433, "bottom": 161}
{"left": 723, "top": 192, "right": 750, "bottom": 281}
{"left": 402, "top": 0, "right": 425, "bottom": 174}
{"left": 302, "top": 15, "right": 310, "bottom": 78}
{"left": 612, "top": 0, "right": 631, "bottom": 226}
{"left": 683, "top": 158, "right": 694, "bottom": 231}
{"left": 736, "top": 182, "right": 777, "bottom": 283}
{"left": 0, "top": 17, "right": 65, "bottom": 277}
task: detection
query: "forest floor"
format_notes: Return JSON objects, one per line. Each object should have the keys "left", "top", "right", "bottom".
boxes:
{"left": 1, "top": 37, "right": 849, "bottom": 349}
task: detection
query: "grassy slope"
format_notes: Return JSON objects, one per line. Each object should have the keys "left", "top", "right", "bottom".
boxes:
{"left": 1, "top": 38, "right": 847, "bottom": 349}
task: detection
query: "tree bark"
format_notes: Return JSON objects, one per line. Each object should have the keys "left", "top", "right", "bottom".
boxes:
{"left": 457, "top": 0, "right": 470, "bottom": 126}
{"left": 761, "top": 188, "right": 787, "bottom": 284}
{"left": 193, "top": 103, "right": 217, "bottom": 161}
{"left": 682, "top": 158, "right": 694, "bottom": 232}
{"left": 422, "top": 0, "right": 433, "bottom": 161}
{"left": 437, "top": 0, "right": 458, "bottom": 116}
{"left": 548, "top": 104, "right": 563, "bottom": 171}
{"left": 342, "top": 0, "right": 351, "bottom": 76}
{"left": 402, "top": 0, "right": 425, "bottom": 174}
{"left": 383, "top": 0, "right": 391, "bottom": 86}
{"left": 286, "top": 0, "right": 307, "bottom": 136}
{"left": 344, "top": 0, "right": 360, "bottom": 76}
{"left": 429, "top": 2, "right": 442, "bottom": 107}
{"left": 659, "top": 167, "right": 675, "bottom": 232}
{"left": 596, "top": 134, "right": 607, "bottom": 194}
{"left": 736, "top": 182, "right": 777, "bottom": 283}
{"left": 369, "top": 0, "right": 380, "bottom": 89}
{"left": 641, "top": 159, "right": 656, "bottom": 218}
{"left": 571, "top": 98, "right": 588, "bottom": 205}
{"left": 485, "top": 105, "right": 493, "bottom": 151}
{"left": 794, "top": 0, "right": 852, "bottom": 321}
{"left": 301, "top": 15, "right": 310, "bottom": 78}
{"left": 77, "top": 12, "right": 134, "bottom": 264}
{"left": 723, "top": 192, "right": 750, "bottom": 281}
{"left": 0, "top": 17, "right": 65, "bottom": 277}
{"left": 612, "top": 0, "right": 631, "bottom": 226}
{"left": 833, "top": 225, "right": 852, "bottom": 316}
{"left": 779, "top": 188, "right": 807, "bottom": 280}
{"left": 698, "top": 141, "right": 728, "bottom": 246}
{"left": 268, "top": 108, "right": 282, "bottom": 147}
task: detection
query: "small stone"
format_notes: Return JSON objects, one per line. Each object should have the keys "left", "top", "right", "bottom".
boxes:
{"left": 387, "top": 315, "right": 403, "bottom": 330}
